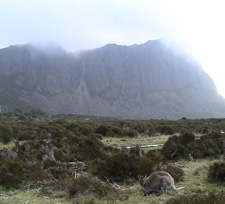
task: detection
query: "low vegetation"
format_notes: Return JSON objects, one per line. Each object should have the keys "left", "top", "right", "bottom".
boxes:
{"left": 208, "top": 162, "right": 225, "bottom": 181}
{"left": 0, "top": 113, "right": 224, "bottom": 203}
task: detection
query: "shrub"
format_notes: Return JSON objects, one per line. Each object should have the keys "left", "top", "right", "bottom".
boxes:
{"left": 166, "top": 166, "right": 184, "bottom": 182}
{"left": 179, "top": 131, "right": 195, "bottom": 145}
{"left": 129, "top": 145, "right": 143, "bottom": 157}
{"left": 0, "top": 125, "right": 14, "bottom": 144}
{"left": 94, "top": 152, "right": 155, "bottom": 182}
{"left": 126, "top": 130, "right": 137, "bottom": 137}
{"left": 162, "top": 132, "right": 223, "bottom": 160}
{"left": 134, "top": 123, "right": 149, "bottom": 134}
{"left": 161, "top": 136, "right": 188, "bottom": 159}
{"left": 156, "top": 125, "right": 175, "bottom": 135}
{"left": 76, "top": 137, "right": 107, "bottom": 161}
{"left": 80, "top": 124, "right": 94, "bottom": 136}
{"left": 0, "top": 159, "right": 24, "bottom": 189}
{"left": 48, "top": 166, "right": 70, "bottom": 180}
{"left": 68, "top": 175, "right": 118, "bottom": 197}
{"left": 88, "top": 133, "right": 103, "bottom": 140}
{"left": 166, "top": 192, "right": 225, "bottom": 204}
{"left": 17, "top": 130, "right": 32, "bottom": 141}
{"left": 145, "top": 150, "right": 167, "bottom": 163}
{"left": 208, "top": 162, "right": 225, "bottom": 181}
{"left": 95, "top": 125, "right": 109, "bottom": 136}
{"left": 192, "top": 137, "right": 222, "bottom": 159}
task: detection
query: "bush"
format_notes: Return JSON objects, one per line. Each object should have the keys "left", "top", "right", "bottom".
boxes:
{"left": 166, "top": 166, "right": 184, "bottom": 182}
{"left": 145, "top": 150, "right": 167, "bottom": 163}
{"left": 126, "top": 130, "right": 137, "bottom": 137}
{"left": 0, "top": 159, "right": 24, "bottom": 189}
{"left": 88, "top": 133, "right": 103, "bottom": 140}
{"left": 161, "top": 136, "right": 188, "bottom": 159}
{"left": 192, "top": 137, "right": 222, "bottom": 159}
{"left": 68, "top": 175, "right": 118, "bottom": 197}
{"left": 166, "top": 192, "right": 225, "bottom": 204}
{"left": 94, "top": 152, "right": 155, "bottom": 182}
{"left": 162, "top": 132, "right": 223, "bottom": 160}
{"left": 95, "top": 125, "right": 109, "bottom": 136}
{"left": 156, "top": 125, "right": 175, "bottom": 135}
{"left": 179, "top": 131, "right": 195, "bottom": 145}
{"left": 76, "top": 137, "right": 107, "bottom": 161}
{"left": 0, "top": 125, "right": 14, "bottom": 144}
{"left": 208, "top": 162, "right": 225, "bottom": 181}
{"left": 129, "top": 145, "right": 143, "bottom": 157}
{"left": 80, "top": 124, "right": 94, "bottom": 136}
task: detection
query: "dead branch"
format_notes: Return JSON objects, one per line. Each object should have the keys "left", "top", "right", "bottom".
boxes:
{"left": 188, "top": 154, "right": 196, "bottom": 162}
{"left": 71, "top": 159, "right": 87, "bottom": 178}
{"left": 169, "top": 162, "right": 185, "bottom": 168}
{"left": 119, "top": 144, "right": 163, "bottom": 150}
{"left": 104, "top": 176, "right": 123, "bottom": 189}
{"left": 138, "top": 130, "right": 149, "bottom": 137}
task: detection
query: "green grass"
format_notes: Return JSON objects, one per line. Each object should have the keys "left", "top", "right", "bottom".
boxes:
{"left": 102, "top": 135, "right": 170, "bottom": 151}
{"left": 3, "top": 156, "right": 223, "bottom": 204}
{"left": 0, "top": 141, "right": 15, "bottom": 150}
{"left": 0, "top": 189, "right": 71, "bottom": 204}
{"left": 1, "top": 132, "right": 224, "bottom": 204}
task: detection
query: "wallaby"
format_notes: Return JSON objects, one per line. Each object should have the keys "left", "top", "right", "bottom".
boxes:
{"left": 138, "top": 171, "right": 185, "bottom": 196}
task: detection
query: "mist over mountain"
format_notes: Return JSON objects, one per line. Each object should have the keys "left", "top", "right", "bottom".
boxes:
{"left": 0, "top": 39, "right": 225, "bottom": 119}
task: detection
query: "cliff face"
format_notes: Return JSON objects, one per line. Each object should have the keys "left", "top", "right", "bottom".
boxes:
{"left": 0, "top": 40, "right": 225, "bottom": 119}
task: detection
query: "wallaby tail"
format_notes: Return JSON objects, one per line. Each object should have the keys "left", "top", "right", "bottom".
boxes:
{"left": 171, "top": 178, "right": 185, "bottom": 191}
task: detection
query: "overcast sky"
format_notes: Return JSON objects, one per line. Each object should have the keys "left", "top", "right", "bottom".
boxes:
{"left": 1, "top": 0, "right": 225, "bottom": 97}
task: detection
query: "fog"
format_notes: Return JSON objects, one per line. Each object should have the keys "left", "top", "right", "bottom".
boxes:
{"left": 1, "top": 0, "right": 225, "bottom": 96}
{"left": 0, "top": 0, "right": 162, "bottom": 51}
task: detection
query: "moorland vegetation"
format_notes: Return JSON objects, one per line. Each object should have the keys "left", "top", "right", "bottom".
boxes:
{"left": 0, "top": 112, "right": 224, "bottom": 203}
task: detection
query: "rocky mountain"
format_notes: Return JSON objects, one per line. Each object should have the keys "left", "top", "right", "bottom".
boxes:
{"left": 0, "top": 39, "right": 225, "bottom": 119}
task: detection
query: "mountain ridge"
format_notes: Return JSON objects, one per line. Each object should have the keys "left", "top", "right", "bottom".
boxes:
{"left": 0, "top": 39, "right": 225, "bottom": 119}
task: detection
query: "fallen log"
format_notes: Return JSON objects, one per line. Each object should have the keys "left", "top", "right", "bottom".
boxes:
{"left": 119, "top": 144, "right": 163, "bottom": 149}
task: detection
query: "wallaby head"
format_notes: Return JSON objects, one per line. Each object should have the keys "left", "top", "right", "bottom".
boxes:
{"left": 138, "top": 175, "right": 146, "bottom": 186}
{"left": 138, "top": 171, "right": 185, "bottom": 196}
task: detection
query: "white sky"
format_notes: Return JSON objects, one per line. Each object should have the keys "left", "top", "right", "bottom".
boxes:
{"left": 1, "top": 0, "right": 225, "bottom": 97}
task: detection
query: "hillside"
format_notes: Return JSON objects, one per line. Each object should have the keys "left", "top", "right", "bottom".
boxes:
{"left": 0, "top": 40, "right": 225, "bottom": 119}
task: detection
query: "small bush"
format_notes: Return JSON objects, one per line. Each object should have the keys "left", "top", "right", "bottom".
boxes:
{"left": 192, "top": 137, "right": 222, "bottom": 159}
{"left": 81, "top": 124, "right": 94, "bottom": 136}
{"left": 76, "top": 137, "right": 107, "bottom": 161}
{"left": 179, "top": 131, "right": 195, "bottom": 145}
{"left": 166, "top": 166, "right": 184, "bottom": 182}
{"left": 94, "top": 152, "right": 155, "bottom": 182}
{"left": 162, "top": 132, "right": 223, "bottom": 160}
{"left": 95, "top": 125, "right": 109, "bottom": 136}
{"left": 161, "top": 136, "right": 188, "bottom": 159}
{"left": 208, "top": 162, "right": 225, "bottom": 181}
{"left": 0, "top": 125, "right": 14, "bottom": 144}
{"left": 68, "top": 175, "right": 118, "bottom": 197}
{"left": 156, "top": 125, "right": 175, "bottom": 135}
{"left": 0, "top": 159, "right": 24, "bottom": 189}
{"left": 145, "top": 150, "right": 167, "bottom": 163}
{"left": 88, "top": 133, "right": 103, "bottom": 140}
{"left": 166, "top": 192, "right": 225, "bottom": 204}
{"left": 129, "top": 145, "right": 143, "bottom": 157}
{"left": 126, "top": 130, "right": 137, "bottom": 137}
